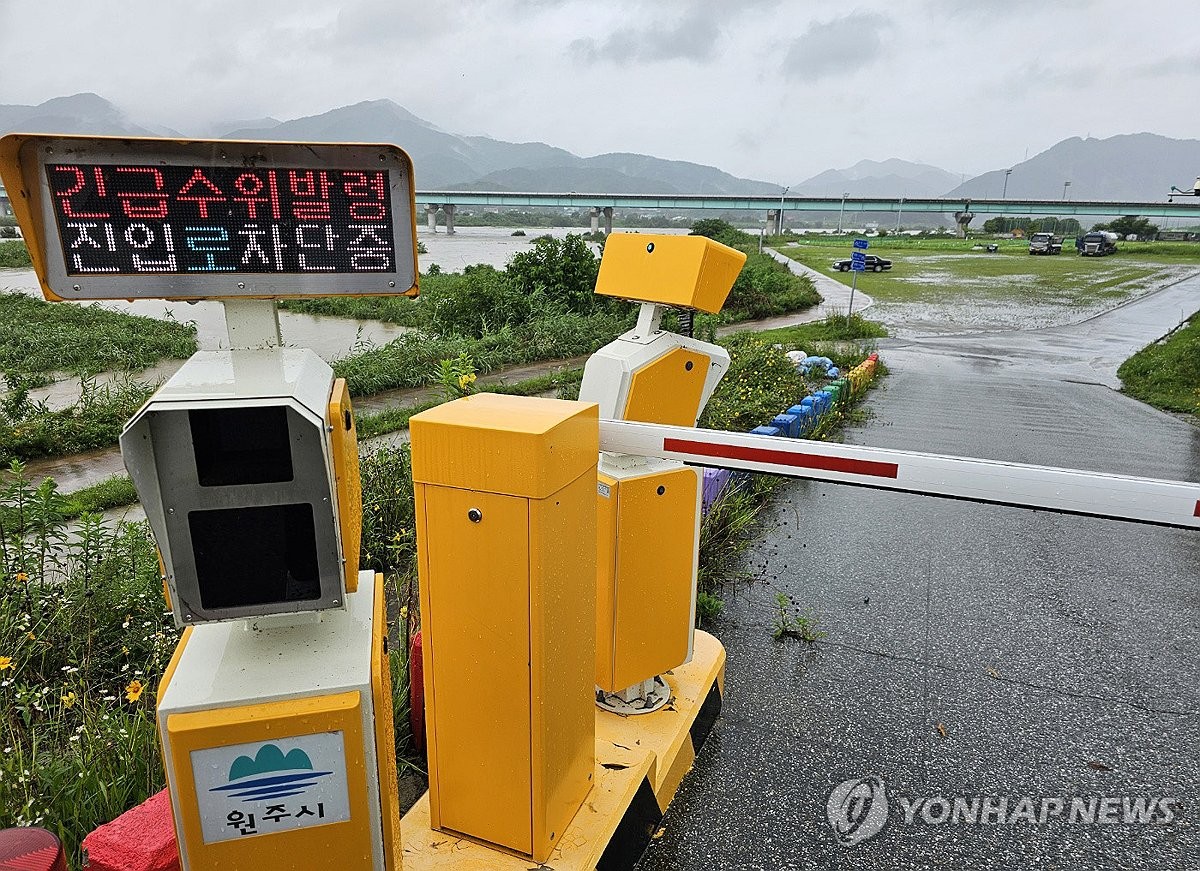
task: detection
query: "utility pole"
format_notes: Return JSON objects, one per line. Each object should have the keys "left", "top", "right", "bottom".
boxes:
{"left": 777, "top": 185, "right": 789, "bottom": 236}
{"left": 895, "top": 197, "right": 904, "bottom": 233}
{"left": 837, "top": 191, "right": 848, "bottom": 234}
{"left": 1063, "top": 180, "right": 1072, "bottom": 201}
{"left": 1002, "top": 168, "right": 1013, "bottom": 198}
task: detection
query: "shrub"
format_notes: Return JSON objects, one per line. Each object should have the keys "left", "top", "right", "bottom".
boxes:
{"left": 0, "top": 293, "right": 196, "bottom": 387}
{"left": 0, "top": 464, "right": 177, "bottom": 864}
{"left": 0, "top": 377, "right": 157, "bottom": 465}
{"left": 420, "top": 265, "right": 532, "bottom": 337}
{"left": 722, "top": 253, "right": 820, "bottom": 321}
{"left": 690, "top": 219, "right": 754, "bottom": 249}
{"left": 0, "top": 241, "right": 31, "bottom": 268}
{"left": 507, "top": 234, "right": 601, "bottom": 316}
{"left": 333, "top": 309, "right": 631, "bottom": 397}
{"left": 699, "top": 333, "right": 805, "bottom": 432}
{"left": 359, "top": 444, "right": 417, "bottom": 575}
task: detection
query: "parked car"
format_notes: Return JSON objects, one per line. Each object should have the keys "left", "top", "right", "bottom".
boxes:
{"left": 832, "top": 255, "right": 893, "bottom": 272}
{"left": 1028, "top": 232, "right": 1063, "bottom": 255}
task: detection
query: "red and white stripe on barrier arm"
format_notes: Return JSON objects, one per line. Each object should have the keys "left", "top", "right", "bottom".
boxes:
{"left": 598, "top": 419, "right": 1200, "bottom": 531}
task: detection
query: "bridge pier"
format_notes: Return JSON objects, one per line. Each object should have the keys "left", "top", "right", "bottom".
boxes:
{"left": 426, "top": 204, "right": 438, "bottom": 232}
{"left": 767, "top": 209, "right": 779, "bottom": 236}
{"left": 603, "top": 206, "right": 613, "bottom": 235}
{"left": 444, "top": 203, "right": 456, "bottom": 235}
{"left": 953, "top": 211, "right": 974, "bottom": 238}
{"left": 590, "top": 207, "right": 601, "bottom": 235}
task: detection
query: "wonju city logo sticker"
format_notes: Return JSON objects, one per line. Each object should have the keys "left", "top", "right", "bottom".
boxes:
{"left": 190, "top": 732, "right": 353, "bottom": 844}
{"left": 826, "top": 776, "right": 1180, "bottom": 847}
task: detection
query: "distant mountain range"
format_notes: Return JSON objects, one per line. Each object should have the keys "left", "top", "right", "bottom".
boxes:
{"left": 223, "top": 99, "right": 785, "bottom": 194}
{"left": 791, "top": 158, "right": 963, "bottom": 198}
{"left": 944, "top": 133, "right": 1200, "bottom": 202}
{"left": 0, "top": 93, "right": 176, "bottom": 139}
{"left": 2, "top": 94, "right": 1198, "bottom": 206}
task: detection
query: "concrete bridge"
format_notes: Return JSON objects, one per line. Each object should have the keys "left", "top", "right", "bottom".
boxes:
{"left": 417, "top": 191, "right": 1200, "bottom": 236}
{"left": 3, "top": 178, "right": 1195, "bottom": 237}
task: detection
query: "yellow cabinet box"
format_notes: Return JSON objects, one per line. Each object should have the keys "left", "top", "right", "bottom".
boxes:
{"left": 596, "top": 462, "right": 701, "bottom": 693}
{"left": 410, "top": 394, "right": 599, "bottom": 863}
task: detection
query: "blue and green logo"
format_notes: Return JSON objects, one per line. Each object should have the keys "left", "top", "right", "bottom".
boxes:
{"left": 209, "top": 744, "right": 332, "bottom": 803}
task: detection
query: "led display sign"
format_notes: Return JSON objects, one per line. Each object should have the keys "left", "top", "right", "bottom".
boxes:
{"left": 0, "top": 135, "right": 418, "bottom": 300}
{"left": 47, "top": 163, "right": 397, "bottom": 276}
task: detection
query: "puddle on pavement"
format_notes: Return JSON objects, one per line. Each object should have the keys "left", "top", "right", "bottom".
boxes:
{"left": 872, "top": 266, "right": 1200, "bottom": 336}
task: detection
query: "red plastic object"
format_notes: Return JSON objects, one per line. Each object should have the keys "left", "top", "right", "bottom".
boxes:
{"left": 868, "top": 352, "right": 879, "bottom": 361}
{"left": 81, "top": 789, "right": 178, "bottom": 871}
{"left": 409, "top": 631, "right": 426, "bottom": 752}
{"left": 0, "top": 828, "right": 66, "bottom": 871}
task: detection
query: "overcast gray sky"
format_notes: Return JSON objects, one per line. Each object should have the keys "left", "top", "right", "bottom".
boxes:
{"left": 1, "top": 0, "right": 1198, "bottom": 183}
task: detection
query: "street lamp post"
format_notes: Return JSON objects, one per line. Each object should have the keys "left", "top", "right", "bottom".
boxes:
{"left": 777, "top": 185, "right": 789, "bottom": 235}
{"left": 1002, "top": 168, "right": 1013, "bottom": 198}
{"left": 1062, "top": 180, "right": 1071, "bottom": 201}
{"left": 895, "top": 197, "right": 904, "bottom": 233}
{"left": 837, "top": 191, "right": 848, "bottom": 234}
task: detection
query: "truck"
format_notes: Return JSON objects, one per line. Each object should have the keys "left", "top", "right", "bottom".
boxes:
{"left": 1078, "top": 231, "right": 1119, "bottom": 257}
{"left": 1028, "top": 232, "right": 1063, "bottom": 255}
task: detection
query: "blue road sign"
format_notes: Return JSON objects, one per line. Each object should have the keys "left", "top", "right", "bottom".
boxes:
{"left": 853, "top": 238, "right": 869, "bottom": 249}
{"left": 851, "top": 261, "right": 866, "bottom": 272}
{"left": 851, "top": 252, "right": 867, "bottom": 263}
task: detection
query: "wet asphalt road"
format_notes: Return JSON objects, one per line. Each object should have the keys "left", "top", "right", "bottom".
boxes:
{"left": 638, "top": 277, "right": 1200, "bottom": 870}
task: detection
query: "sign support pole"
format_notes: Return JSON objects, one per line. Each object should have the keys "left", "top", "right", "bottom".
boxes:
{"left": 848, "top": 236, "right": 868, "bottom": 322}
{"left": 222, "top": 299, "right": 283, "bottom": 350}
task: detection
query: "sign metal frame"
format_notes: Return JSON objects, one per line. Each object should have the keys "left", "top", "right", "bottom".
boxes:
{"left": 0, "top": 133, "right": 419, "bottom": 302}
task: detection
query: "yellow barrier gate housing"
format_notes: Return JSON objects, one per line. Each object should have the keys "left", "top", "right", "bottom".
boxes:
{"left": 410, "top": 395, "right": 598, "bottom": 864}
{"left": 581, "top": 233, "right": 745, "bottom": 715}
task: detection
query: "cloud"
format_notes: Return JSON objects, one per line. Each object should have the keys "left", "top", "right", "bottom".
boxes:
{"left": 571, "top": 12, "right": 721, "bottom": 64}
{"left": 1131, "top": 53, "right": 1200, "bottom": 78}
{"left": 324, "top": 0, "right": 465, "bottom": 51}
{"left": 1009, "top": 61, "right": 1101, "bottom": 94}
{"left": 783, "top": 11, "right": 889, "bottom": 81}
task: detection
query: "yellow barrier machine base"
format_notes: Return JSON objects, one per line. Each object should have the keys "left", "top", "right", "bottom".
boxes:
{"left": 400, "top": 631, "right": 726, "bottom": 870}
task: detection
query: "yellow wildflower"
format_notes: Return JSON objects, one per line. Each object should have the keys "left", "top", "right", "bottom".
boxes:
{"left": 25, "top": 632, "right": 35, "bottom": 642}
{"left": 61, "top": 691, "right": 77, "bottom": 708}
{"left": 125, "top": 679, "right": 145, "bottom": 703}
{"left": 15, "top": 572, "right": 28, "bottom": 584}
{"left": 457, "top": 372, "right": 477, "bottom": 391}
{"left": 0, "top": 656, "right": 12, "bottom": 671}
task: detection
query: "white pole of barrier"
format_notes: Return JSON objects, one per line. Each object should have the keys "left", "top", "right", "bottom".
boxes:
{"left": 598, "top": 419, "right": 1200, "bottom": 531}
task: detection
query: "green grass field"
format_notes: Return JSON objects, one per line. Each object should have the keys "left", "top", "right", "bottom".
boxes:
{"left": 774, "top": 237, "right": 1194, "bottom": 307}
{"left": 0, "top": 293, "right": 197, "bottom": 388}
{"left": 1117, "top": 312, "right": 1200, "bottom": 415}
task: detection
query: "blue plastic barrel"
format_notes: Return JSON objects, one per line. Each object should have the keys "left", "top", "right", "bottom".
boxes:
{"left": 786, "top": 404, "right": 813, "bottom": 433}
{"left": 771, "top": 413, "right": 800, "bottom": 437}
{"left": 750, "top": 425, "right": 783, "bottom": 437}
